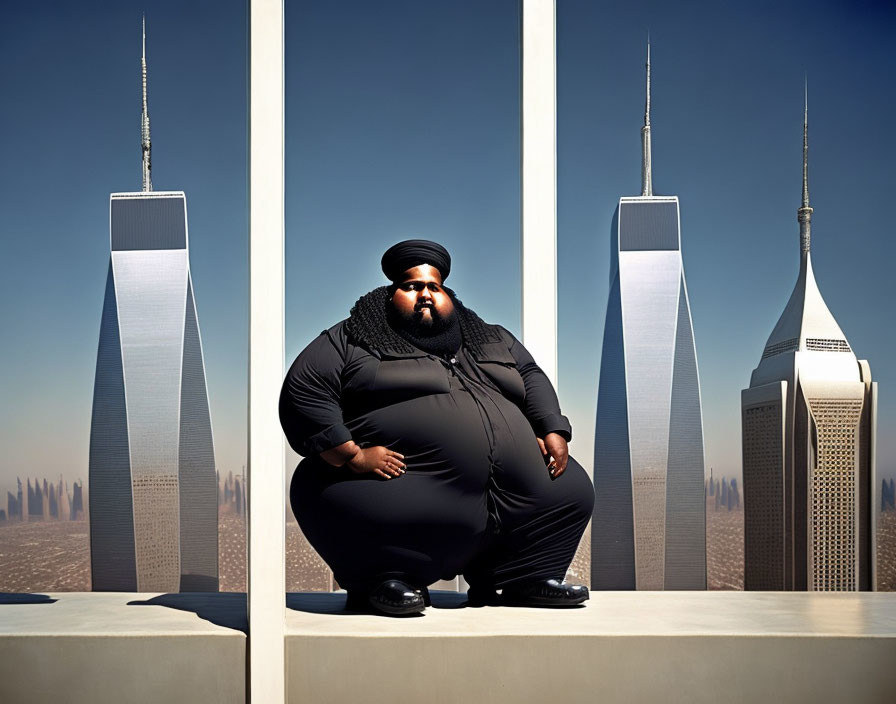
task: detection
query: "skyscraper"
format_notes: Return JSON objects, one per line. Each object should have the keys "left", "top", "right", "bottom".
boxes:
{"left": 591, "top": 46, "right": 706, "bottom": 590}
{"left": 742, "top": 92, "right": 877, "bottom": 591}
{"left": 88, "top": 20, "right": 218, "bottom": 592}
{"left": 17, "top": 478, "right": 24, "bottom": 523}
{"left": 71, "top": 481, "right": 84, "bottom": 521}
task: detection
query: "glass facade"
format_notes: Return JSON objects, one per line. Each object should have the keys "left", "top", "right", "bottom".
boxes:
{"left": 89, "top": 192, "right": 218, "bottom": 592}
{"left": 742, "top": 388, "right": 786, "bottom": 590}
{"left": 592, "top": 197, "right": 707, "bottom": 590}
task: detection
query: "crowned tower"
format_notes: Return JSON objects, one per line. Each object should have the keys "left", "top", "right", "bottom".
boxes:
{"left": 88, "top": 19, "right": 218, "bottom": 592}
{"left": 741, "top": 88, "right": 877, "bottom": 591}
{"left": 591, "top": 45, "right": 707, "bottom": 590}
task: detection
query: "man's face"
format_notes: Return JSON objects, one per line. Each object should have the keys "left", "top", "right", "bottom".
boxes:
{"left": 390, "top": 264, "right": 455, "bottom": 333}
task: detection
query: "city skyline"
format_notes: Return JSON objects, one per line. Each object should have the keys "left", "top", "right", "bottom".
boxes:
{"left": 591, "top": 46, "right": 706, "bottom": 590}
{"left": 2, "top": 2, "right": 895, "bottom": 502}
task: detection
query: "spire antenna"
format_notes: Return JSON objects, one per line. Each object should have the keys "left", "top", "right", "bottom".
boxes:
{"left": 141, "top": 15, "right": 152, "bottom": 192}
{"left": 640, "top": 39, "right": 653, "bottom": 197}
{"left": 798, "top": 78, "right": 812, "bottom": 253}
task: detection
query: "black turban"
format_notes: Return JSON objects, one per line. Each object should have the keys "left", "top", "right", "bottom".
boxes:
{"left": 381, "top": 239, "right": 451, "bottom": 282}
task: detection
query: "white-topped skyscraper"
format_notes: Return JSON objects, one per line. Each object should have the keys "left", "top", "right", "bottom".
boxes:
{"left": 742, "top": 91, "right": 877, "bottom": 591}
{"left": 591, "top": 46, "right": 706, "bottom": 590}
{"left": 88, "top": 19, "right": 218, "bottom": 592}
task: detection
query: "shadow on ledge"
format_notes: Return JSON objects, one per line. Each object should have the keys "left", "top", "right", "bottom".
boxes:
{"left": 287, "top": 590, "right": 468, "bottom": 615}
{"left": 128, "top": 592, "right": 247, "bottom": 633}
{"left": 0, "top": 593, "right": 57, "bottom": 605}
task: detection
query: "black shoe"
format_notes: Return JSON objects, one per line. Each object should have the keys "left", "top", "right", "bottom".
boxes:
{"left": 501, "top": 579, "right": 590, "bottom": 607}
{"left": 345, "top": 580, "right": 426, "bottom": 616}
{"left": 415, "top": 587, "right": 432, "bottom": 607}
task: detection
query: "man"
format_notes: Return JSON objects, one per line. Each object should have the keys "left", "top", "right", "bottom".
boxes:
{"left": 280, "top": 239, "right": 593, "bottom": 615}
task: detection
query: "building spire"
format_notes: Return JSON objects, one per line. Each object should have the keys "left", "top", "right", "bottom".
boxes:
{"left": 797, "top": 79, "right": 812, "bottom": 253}
{"left": 141, "top": 15, "right": 152, "bottom": 192}
{"left": 640, "top": 39, "right": 653, "bottom": 197}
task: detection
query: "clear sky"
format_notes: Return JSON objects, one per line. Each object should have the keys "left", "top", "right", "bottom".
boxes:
{"left": 2, "top": 0, "right": 894, "bottom": 503}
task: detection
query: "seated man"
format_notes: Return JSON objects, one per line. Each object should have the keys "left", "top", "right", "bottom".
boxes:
{"left": 279, "top": 239, "right": 594, "bottom": 615}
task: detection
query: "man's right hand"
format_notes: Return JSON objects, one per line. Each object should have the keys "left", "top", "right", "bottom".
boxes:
{"left": 346, "top": 446, "right": 406, "bottom": 480}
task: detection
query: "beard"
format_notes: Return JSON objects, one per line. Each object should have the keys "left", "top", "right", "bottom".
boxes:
{"left": 390, "top": 302, "right": 455, "bottom": 336}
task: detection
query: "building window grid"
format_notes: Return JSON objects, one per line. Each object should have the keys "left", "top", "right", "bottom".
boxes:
{"left": 761, "top": 338, "right": 799, "bottom": 360}
{"left": 807, "top": 399, "right": 862, "bottom": 591}
{"left": 133, "top": 474, "right": 180, "bottom": 583}
{"left": 805, "top": 338, "right": 851, "bottom": 353}
{"left": 744, "top": 404, "right": 783, "bottom": 586}
{"left": 761, "top": 337, "right": 851, "bottom": 361}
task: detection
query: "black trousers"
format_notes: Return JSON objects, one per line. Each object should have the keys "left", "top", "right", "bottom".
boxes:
{"left": 290, "top": 384, "right": 594, "bottom": 592}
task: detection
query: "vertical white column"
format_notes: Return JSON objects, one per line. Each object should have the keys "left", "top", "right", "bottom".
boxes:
{"left": 520, "top": 0, "right": 558, "bottom": 387}
{"left": 249, "top": 0, "right": 285, "bottom": 702}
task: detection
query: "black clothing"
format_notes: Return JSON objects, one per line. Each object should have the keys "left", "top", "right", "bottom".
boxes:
{"left": 280, "top": 295, "right": 593, "bottom": 592}
{"left": 381, "top": 239, "right": 451, "bottom": 281}
{"left": 392, "top": 310, "right": 461, "bottom": 358}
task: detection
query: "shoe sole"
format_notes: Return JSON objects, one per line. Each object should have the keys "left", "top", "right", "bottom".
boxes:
{"left": 502, "top": 593, "right": 590, "bottom": 607}
{"left": 368, "top": 600, "right": 425, "bottom": 616}
{"left": 345, "top": 592, "right": 425, "bottom": 616}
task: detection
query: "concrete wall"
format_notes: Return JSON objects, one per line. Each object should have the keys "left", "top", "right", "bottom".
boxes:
{"left": 0, "top": 593, "right": 245, "bottom": 704}
{"left": 287, "top": 591, "right": 896, "bottom": 704}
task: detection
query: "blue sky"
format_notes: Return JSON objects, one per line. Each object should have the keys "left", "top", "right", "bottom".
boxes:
{"left": 1, "top": 0, "right": 894, "bottom": 502}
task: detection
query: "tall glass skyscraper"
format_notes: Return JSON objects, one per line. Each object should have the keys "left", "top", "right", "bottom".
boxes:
{"left": 88, "top": 23, "right": 218, "bottom": 592}
{"left": 591, "top": 47, "right": 706, "bottom": 590}
{"left": 742, "top": 95, "right": 877, "bottom": 591}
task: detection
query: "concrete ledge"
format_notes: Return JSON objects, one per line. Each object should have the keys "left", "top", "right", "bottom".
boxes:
{"left": 0, "top": 593, "right": 246, "bottom": 704}
{"left": 286, "top": 591, "right": 896, "bottom": 704}
{"left": 3, "top": 591, "right": 894, "bottom": 703}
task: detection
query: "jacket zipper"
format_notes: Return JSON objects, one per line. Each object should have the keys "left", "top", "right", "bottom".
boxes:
{"left": 439, "top": 354, "right": 502, "bottom": 533}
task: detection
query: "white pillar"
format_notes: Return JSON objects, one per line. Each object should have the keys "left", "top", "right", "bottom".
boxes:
{"left": 520, "top": 0, "right": 558, "bottom": 387}
{"left": 248, "top": 0, "right": 285, "bottom": 702}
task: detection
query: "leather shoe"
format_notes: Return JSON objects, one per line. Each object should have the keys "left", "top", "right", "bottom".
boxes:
{"left": 415, "top": 587, "right": 432, "bottom": 607}
{"left": 345, "top": 579, "right": 425, "bottom": 616}
{"left": 501, "top": 579, "right": 590, "bottom": 607}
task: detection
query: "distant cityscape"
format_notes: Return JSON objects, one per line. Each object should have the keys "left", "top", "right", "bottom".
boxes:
{"left": 0, "top": 468, "right": 323, "bottom": 593}
{"left": 3, "top": 477, "right": 85, "bottom": 523}
{"left": 706, "top": 474, "right": 740, "bottom": 512}
{"left": 5, "top": 471, "right": 894, "bottom": 524}
{"left": 2, "top": 471, "right": 894, "bottom": 593}
{"left": 1, "top": 470, "right": 244, "bottom": 524}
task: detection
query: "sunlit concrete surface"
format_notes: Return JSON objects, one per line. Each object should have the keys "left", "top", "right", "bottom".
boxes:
{"left": 0, "top": 592, "right": 245, "bottom": 704}
{"left": 2, "top": 591, "right": 894, "bottom": 704}
{"left": 286, "top": 591, "right": 896, "bottom": 704}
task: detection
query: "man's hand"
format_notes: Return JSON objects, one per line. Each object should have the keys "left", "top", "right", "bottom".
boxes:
{"left": 346, "top": 446, "right": 406, "bottom": 480}
{"left": 536, "top": 433, "right": 569, "bottom": 479}
{"left": 320, "top": 441, "right": 406, "bottom": 480}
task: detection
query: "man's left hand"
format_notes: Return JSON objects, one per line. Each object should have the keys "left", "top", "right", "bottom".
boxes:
{"left": 536, "top": 433, "right": 569, "bottom": 479}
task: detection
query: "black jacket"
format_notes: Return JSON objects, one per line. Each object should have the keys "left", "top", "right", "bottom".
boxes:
{"left": 279, "top": 289, "right": 572, "bottom": 458}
